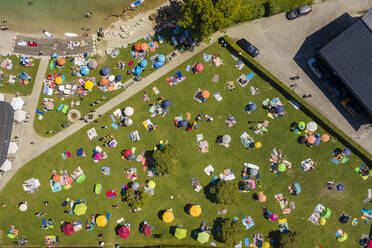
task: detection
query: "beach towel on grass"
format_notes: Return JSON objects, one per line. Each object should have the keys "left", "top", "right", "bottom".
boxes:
{"left": 62, "top": 105, "right": 69, "bottom": 113}
{"left": 214, "top": 92, "right": 223, "bottom": 102}
{"left": 101, "top": 167, "right": 111, "bottom": 176}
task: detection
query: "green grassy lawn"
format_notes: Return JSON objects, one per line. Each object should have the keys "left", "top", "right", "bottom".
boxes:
{"left": 33, "top": 37, "right": 175, "bottom": 136}
{"left": 1, "top": 42, "right": 369, "bottom": 247}
{"left": 0, "top": 55, "right": 40, "bottom": 95}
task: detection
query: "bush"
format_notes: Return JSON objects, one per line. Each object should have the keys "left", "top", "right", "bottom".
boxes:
{"left": 239, "top": 3, "right": 266, "bottom": 22}
{"left": 267, "top": 0, "right": 313, "bottom": 16}
{"left": 124, "top": 188, "right": 152, "bottom": 210}
{"left": 218, "top": 218, "right": 244, "bottom": 246}
{"left": 221, "top": 35, "right": 372, "bottom": 165}
{"left": 215, "top": 180, "right": 241, "bottom": 205}
{"left": 153, "top": 144, "right": 181, "bottom": 175}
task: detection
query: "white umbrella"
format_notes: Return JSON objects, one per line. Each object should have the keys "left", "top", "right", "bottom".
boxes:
{"left": 124, "top": 107, "right": 134, "bottom": 116}
{"left": 108, "top": 75, "right": 115, "bottom": 82}
{"left": 8, "top": 142, "right": 18, "bottom": 154}
{"left": 222, "top": 135, "right": 231, "bottom": 144}
{"left": 19, "top": 202, "right": 28, "bottom": 212}
{"left": 14, "top": 110, "right": 26, "bottom": 122}
{"left": 10, "top": 96, "right": 25, "bottom": 110}
{"left": 0, "top": 160, "right": 11, "bottom": 172}
{"left": 306, "top": 122, "right": 318, "bottom": 132}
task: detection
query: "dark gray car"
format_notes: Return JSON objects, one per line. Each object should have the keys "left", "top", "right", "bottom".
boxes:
{"left": 286, "top": 5, "right": 312, "bottom": 20}
{"left": 236, "top": 39, "right": 259, "bottom": 57}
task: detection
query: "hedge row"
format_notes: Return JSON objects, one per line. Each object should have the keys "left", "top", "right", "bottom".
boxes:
{"left": 221, "top": 35, "right": 372, "bottom": 165}
{"left": 239, "top": 0, "right": 313, "bottom": 22}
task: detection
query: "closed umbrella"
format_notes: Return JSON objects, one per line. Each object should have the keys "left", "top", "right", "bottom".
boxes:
{"left": 197, "top": 231, "right": 210, "bottom": 244}
{"left": 190, "top": 205, "right": 201, "bottom": 217}
{"left": 118, "top": 226, "right": 130, "bottom": 239}
{"left": 148, "top": 180, "right": 156, "bottom": 189}
{"left": 18, "top": 202, "right": 27, "bottom": 212}
{"left": 343, "top": 148, "right": 351, "bottom": 156}
{"left": 124, "top": 107, "right": 134, "bottom": 116}
{"left": 142, "top": 224, "right": 151, "bottom": 236}
{"left": 321, "top": 134, "right": 330, "bottom": 142}
{"left": 195, "top": 63, "right": 204, "bottom": 72}
{"left": 162, "top": 211, "right": 174, "bottom": 223}
{"left": 202, "top": 90, "right": 210, "bottom": 98}
{"left": 222, "top": 135, "right": 231, "bottom": 144}
{"left": 278, "top": 163, "right": 286, "bottom": 172}
{"left": 8, "top": 142, "right": 18, "bottom": 154}
{"left": 0, "top": 159, "right": 11, "bottom": 172}
{"left": 14, "top": 110, "right": 26, "bottom": 122}
{"left": 306, "top": 122, "right": 317, "bottom": 132}
{"left": 298, "top": 121, "right": 306, "bottom": 130}
{"left": 174, "top": 227, "right": 187, "bottom": 239}
{"left": 62, "top": 223, "right": 74, "bottom": 236}
{"left": 307, "top": 135, "right": 316, "bottom": 144}
{"left": 11, "top": 97, "right": 25, "bottom": 110}
{"left": 96, "top": 215, "right": 107, "bottom": 227}
{"left": 87, "top": 59, "right": 97, "bottom": 69}
{"left": 74, "top": 203, "right": 87, "bottom": 216}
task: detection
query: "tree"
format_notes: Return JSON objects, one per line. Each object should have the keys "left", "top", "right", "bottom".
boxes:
{"left": 215, "top": 180, "right": 241, "bottom": 205}
{"left": 124, "top": 188, "right": 151, "bottom": 210}
{"left": 152, "top": 144, "right": 180, "bottom": 175}
{"left": 219, "top": 218, "right": 244, "bottom": 246}
{"left": 279, "top": 231, "right": 302, "bottom": 248}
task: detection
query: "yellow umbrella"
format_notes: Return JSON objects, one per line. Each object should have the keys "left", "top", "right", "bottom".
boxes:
{"left": 96, "top": 215, "right": 107, "bottom": 227}
{"left": 162, "top": 211, "right": 174, "bottom": 223}
{"left": 190, "top": 205, "right": 201, "bottom": 217}
{"left": 262, "top": 242, "right": 270, "bottom": 248}
{"left": 55, "top": 77, "right": 62, "bottom": 85}
{"left": 84, "top": 80, "right": 93, "bottom": 90}
{"left": 255, "top": 142, "right": 262, "bottom": 149}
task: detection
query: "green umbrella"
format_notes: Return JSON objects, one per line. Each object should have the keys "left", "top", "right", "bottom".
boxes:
{"left": 148, "top": 180, "right": 156, "bottom": 189}
{"left": 74, "top": 203, "right": 87, "bottom": 216}
{"left": 197, "top": 231, "right": 210, "bottom": 244}
{"left": 298, "top": 121, "right": 306, "bottom": 130}
{"left": 49, "top": 60, "right": 54, "bottom": 71}
{"left": 278, "top": 163, "right": 286, "bottom": 172}
{"left": 174, "top": 227, "right": 187, "bottom": 240}
{"left": 322, "top": 208, "right": 331, "bottom": 219}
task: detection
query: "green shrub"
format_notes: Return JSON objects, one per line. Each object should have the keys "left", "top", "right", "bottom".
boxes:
{"left": 221, "top": 35, "right": 372, "bottom": 165}
{"left": 153, "top": 144, "right": 181, "bottom": 175}
{"left": 239, "top": 3, "right": 266, "bottom": 22}
{"left": 218, "top": 218, "right": 245, "bottom": 246}
{"left": 215, "top": 180, "right": 241, "bottom": 205}
{"left": 267, "top": 0, "right": 313, "bottom": 16}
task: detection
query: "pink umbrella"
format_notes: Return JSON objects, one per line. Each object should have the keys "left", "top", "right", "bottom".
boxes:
{"left": 368, "top": 240, "right": 372, "bottom": 248}
{"left": 94, "top": 152, "right": 102, "bottom": 161}
{"left": 142, "top": 224, "right": 151, "bottom": 236}
{"left": 118, "top": 226, "right": 130, "bottom": 239}
{"left": 195, "top": 63, "right": 204, "bottom": 72}
{"left": 270, "top": 213, "right": 278, "bottom": 221}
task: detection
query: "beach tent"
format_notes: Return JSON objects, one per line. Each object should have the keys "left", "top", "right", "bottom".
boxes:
{"left": 124, "top": 107, "right": 134, "bottom": 116}
{"left": 0, "top": 160, "right": 11, "bottom": 172}
{"left": 142, "top": 224, "right": 151, "bottom": 236}
{"left": 8, "top": 142, "right": 18, "bottom": 154}
{"left": 101, "top": 67, "right": 110, "bottom": 76}
{"left": 10, "top": 97, "right": 24, "bottom": 110}
{"left": 162, "top": 211, "right": 174, "bottom": 223}
{"left": 139, "top": 59, "right": 148, "bottom": 68}
{"left": 190, "top": 205, "right": 201, "bottom": 217}
{"left": 14, "top": 110, "right": 26, "bottom": 123}
{"left": 195, "top": 63, "right": 204, "bottom": 72}
{"left": 74, "top": 203, "right": 87, "bottom": 216}
{"left": 197, "top": 231, "right": 210, "bottom": 244}
{"left": 96, "top": 215, "right": 107, "bottom": 227}
{"left": 174, "top": 227, "right": 187, "bottom": 240}
{"left": 157, "top": 54, "right": 165, "bottom": 63}
{"left": 132, "top": 66, "right": 143, "bottom": 77}
{"left": 84, "top": 80, "right": 93, "bottom": 90}
{"left": 87, "top": 59, "right": 97, "bottom": 69}
{"left": 57, "top": 58, "right": 65, "bottom": 66}
{"left": 62, "top": 223, "right": 74, "bottom": 236}
{"left": 118, "top": 226, "right": 130, "bottom": 239}
{"left": 80, "top": 66, "right": 89, "bottom": 76}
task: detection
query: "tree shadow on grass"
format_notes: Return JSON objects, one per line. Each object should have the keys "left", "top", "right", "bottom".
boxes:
{"left": 203, "top": 180, "right": 219, "bottom": 203}
{"left": 268, "top": 230, "right": 282, "bottom": 248}
{"left": 211, "top": 217, "right": 225, "bottom": 242}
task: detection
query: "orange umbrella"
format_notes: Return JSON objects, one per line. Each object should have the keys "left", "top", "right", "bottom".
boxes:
{"left": 321, "top": 134, "right": 330, "bottom": 142}
{"left": 100, "top": 78, "right": 109, "bottom": 86}
{"left": 307, "top": 135, "right": 316, "bottom": 144}
{"left": 134, "top": 43, "right": 141, "bottom": 50}
{"left": 141, "top": 43, "right": 149, "bottom": 51}
{"left": 202, "top": 90, "right": 210, "bottom": 99}
{"left": 58, "top": 57, "right": 65, "bottom": 65}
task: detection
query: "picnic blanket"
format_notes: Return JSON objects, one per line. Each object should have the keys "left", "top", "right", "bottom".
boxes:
{"left": 87, "top": 128, "right": 98, "bottom": 140}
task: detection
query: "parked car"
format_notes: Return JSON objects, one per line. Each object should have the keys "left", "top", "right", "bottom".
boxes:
{"left": 236, "top": 39, "right": 259, "bottom": 57}
{"left": 61, "top": 122, "right": 70, "bottom": 128}
{"left": 307, "top": 58, "right": 324, "bottom": 78}
{"left": 286, "top": 5, "right": 312, "bottom": 20}
{"left": 322, "top": 80, "right": 342, "bottom": 99}
{"left": 340, "top": 98, "right": 361, "bottom": 117}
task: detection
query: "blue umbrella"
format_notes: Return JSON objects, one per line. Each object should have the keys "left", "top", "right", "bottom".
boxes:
{"left": 337, "top": 184, "right": 344, "bottom": 191}
{"left": 275, "top": 105, "right": 284, "bottom": 113}
{"left": 245, "top": 102, "right": 256, "bottom": 112}
{"left": 116, "top": 75, "right": 122, "bottom": 82}
{"left": 157, "top": 54, "right": 165, "bottom": 63}
{"left": 343, "top": 148, "right": 351, "bottom": 156}
{"left": 80, "top": 66, "right": 89, "bottom": 76}
{"left": 161, "top": 100, "right": 170, "bottom": 108}
{"left": 132, "top": 66, "right": 143, "bottom": 77}
{"left": 101, "top": 67, "right": 110, "bottom": 76}
{"left": 314, "top": 137, "right": 320, "bottom": 146}
{"left": 139, "top": 59, "right": 148, "bottom": 68}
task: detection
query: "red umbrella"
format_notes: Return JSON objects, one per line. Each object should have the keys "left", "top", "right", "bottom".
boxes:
{"left": 142, "top": 224, "right": 151, "bottom": 236}
{"left": 195, "top": 63, "right": 204, "bottom": 72}
{"left": 118, "top": 226, "right": 130, "bottom": 239}
{"left": 62, "top": 223, "right": 74, "bottom": 236}
{"left": 124, "top": 149, "right": 132, "bottom": 158}
{"left": 94, "top": 152, "right": 102, "bottom": 161}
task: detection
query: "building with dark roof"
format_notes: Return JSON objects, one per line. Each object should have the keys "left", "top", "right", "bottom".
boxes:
{"left": 318, "top": 9, "right": 372, "bottom": 119}
{"left": 0, "top": 101, "right": 14, "bottom": 167}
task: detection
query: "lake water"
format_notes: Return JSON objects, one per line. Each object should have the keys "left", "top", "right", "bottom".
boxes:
{"left": 0, "top": 0, "right": 134, "bottom": 35}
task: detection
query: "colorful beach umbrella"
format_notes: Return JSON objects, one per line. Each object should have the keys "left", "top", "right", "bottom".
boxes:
{"left": 118, "top": 226, "right": 130, "bottom": 239}
{"left": 96, "top": 215, "right": 107, "bottom": 227}
{"left": 80, "top": 66, "right": 89, "bottom": 76}
{"left": 74, "top": 203, "right": 87, "bottom": 216}
{"left": 162, "top": 211, "right": 174, "bottom": 223}
{"left": 321, "top": 134, "right": 330, "bottom": 142}
{"left": 174, "top": 227, "right": 187, "bottom": 240}
{"left": 202, "top": 90, "right": 210, "bottom": 98}
{"left": 197, "top": 231, "right": 210, "bottom": 244}
{"left": 190, "top": 205, "right": 201, "bottom": 217}
{"left": 298, "top": 121, "right": 306, "bottom": 130}
{"left": 84, "top": 80, "right": 93, "bottom": 90}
